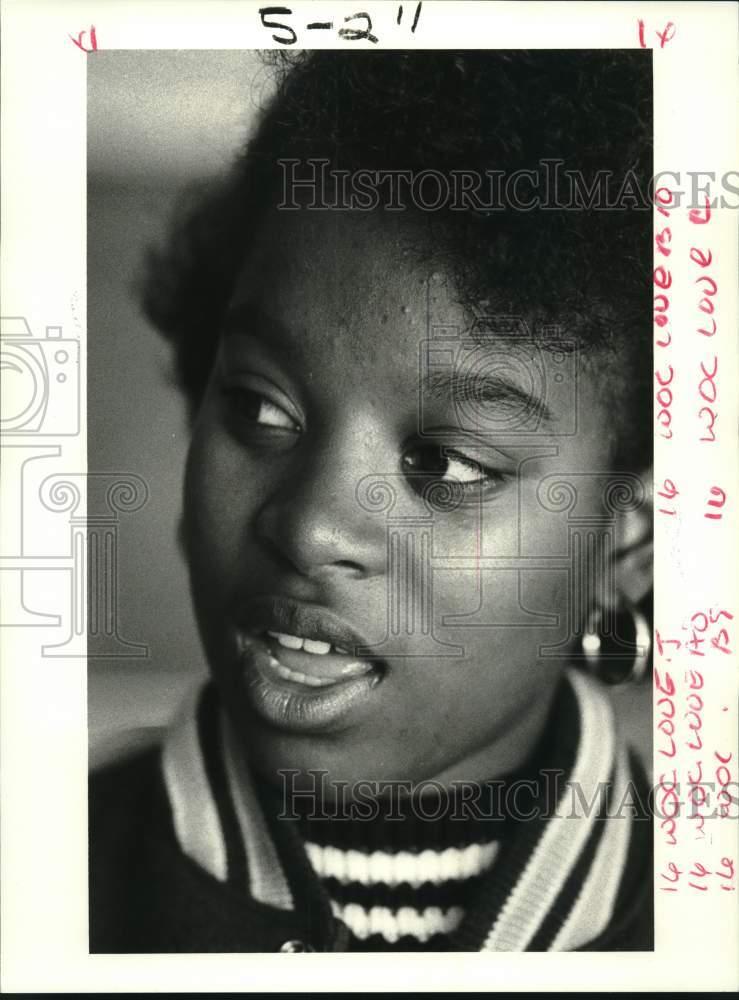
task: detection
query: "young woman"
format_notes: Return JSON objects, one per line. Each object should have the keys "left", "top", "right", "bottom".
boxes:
{"left": 90, "top": 49, "right": 654, "bottom": 953}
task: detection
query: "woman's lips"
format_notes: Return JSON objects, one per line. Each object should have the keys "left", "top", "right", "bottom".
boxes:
{"left": 236, "top": 594, "right": 375, "bottom": 658}
{"left": 237, "top": 632, "right": 383, "bottom": 733}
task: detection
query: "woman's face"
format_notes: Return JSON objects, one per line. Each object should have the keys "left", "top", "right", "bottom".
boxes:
{"left": 183, "top": 210, "right": 617, "bottom": 792}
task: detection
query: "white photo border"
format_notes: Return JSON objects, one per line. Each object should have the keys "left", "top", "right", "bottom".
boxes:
{"left": 1, "top": 0, "right": 737, "bottom": 992}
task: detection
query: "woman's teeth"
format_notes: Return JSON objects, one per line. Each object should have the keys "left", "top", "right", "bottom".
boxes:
{"left": 266, "top": 630, "right": 351, "bottom": 655}
{"left": 267, "top": 655, "right": 341, "bottom": 687}
{"left": 259, "top": 629, "right": 375, "bottom": 688}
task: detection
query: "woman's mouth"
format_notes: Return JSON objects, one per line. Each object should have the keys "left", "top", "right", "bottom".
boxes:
{"left": 235, "top": 609, "right": 385, "bottom": 733}
{"left": 263, "top": 629, "right": 374, "bottom": 686}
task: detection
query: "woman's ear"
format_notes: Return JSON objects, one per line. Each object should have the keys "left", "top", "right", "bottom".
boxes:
{"left": 611, "top": 465, "right": 653, "bottom": 607}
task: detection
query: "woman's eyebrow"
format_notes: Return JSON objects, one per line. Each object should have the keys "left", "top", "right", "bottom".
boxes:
{"left": 222, "top": 301, "right": 290, "bottom": 343}
{"left": 423, "top": 369, "right": 554, "bottom": 425}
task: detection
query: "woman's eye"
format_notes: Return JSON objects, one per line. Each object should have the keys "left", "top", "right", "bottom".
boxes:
{"left": 224, "top": 387, "right": 298, "bottom": 432}
{"left": 401, "top": 444, "right": 506, "bottom": 499}
{"left": 443, "top": 453, "right": 487, "bottom": 485}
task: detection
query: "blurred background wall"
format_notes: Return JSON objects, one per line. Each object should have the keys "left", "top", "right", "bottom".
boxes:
{"left": 88, "top": 51, "right": 274, "bottom": 765}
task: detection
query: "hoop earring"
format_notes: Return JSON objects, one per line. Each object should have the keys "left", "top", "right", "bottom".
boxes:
{"left": 581, "top": 601, "right": 651, "bottom": 685}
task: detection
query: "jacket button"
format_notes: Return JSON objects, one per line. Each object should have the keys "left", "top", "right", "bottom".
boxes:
{"left": 279, "top": 939, "right": 314, "bottom": 953}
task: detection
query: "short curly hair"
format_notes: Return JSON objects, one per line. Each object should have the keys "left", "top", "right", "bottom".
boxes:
{"left": 142, "top": 49, "right": 653, "bottom": 469}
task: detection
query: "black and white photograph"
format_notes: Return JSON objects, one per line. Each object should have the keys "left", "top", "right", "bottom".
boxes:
{"left": 1, "top": 1, "right": 737, "bottom": 992}
{"left": 88, "top": 45, "right": 655, "bottom": 954}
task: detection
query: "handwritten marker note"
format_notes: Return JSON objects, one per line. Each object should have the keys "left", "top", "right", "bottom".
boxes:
{"left": 654, "top": 187, "right": 735, "bottom": 884}
{"left": 69, "top": 25, "right": 97, "bottom": 52}
{"left": 259, "top": 3, "right": 422, "bottom": 45}
{"left": 640, "top": 1, "right": 738, "bottom": 976}
{"left": 652, "top": 16, "right": 737, "bottom": 951}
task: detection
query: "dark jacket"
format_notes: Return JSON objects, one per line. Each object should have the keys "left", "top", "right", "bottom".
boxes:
{"left": 89, "top": 671, "right": 653, "bottom": 953}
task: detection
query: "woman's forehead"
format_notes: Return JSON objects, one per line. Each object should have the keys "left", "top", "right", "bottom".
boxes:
{"left": 227, "top": 210, "right": 583, "bottom": 372}
{"left": 237, "top": 207, "right": 439, "bottom": 278}
{"left": 229, "top": 210, "right": 468, "bottom": 344}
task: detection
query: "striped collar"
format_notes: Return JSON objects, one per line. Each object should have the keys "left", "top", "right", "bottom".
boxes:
{"left": 160, "top": 668, "right": 637, "bottom": 951}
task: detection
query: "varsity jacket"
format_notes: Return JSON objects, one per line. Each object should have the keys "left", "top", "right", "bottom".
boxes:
{"left": 89, "top": 668, "right": 654, "bottom": 953}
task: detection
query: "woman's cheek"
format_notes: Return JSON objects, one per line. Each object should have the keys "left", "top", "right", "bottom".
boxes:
{"left": 184, "top": 424, "right": 245, "bottom": 578}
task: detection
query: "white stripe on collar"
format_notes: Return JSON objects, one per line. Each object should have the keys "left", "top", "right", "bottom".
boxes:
{"left": 219, "top": 712, "right": 294, "bottom": 911}
{"left": 160, "top": 683, "right": 228, "bottom": 882}
{"left": 482, "top": 669, "right": 616, "bottom": 952}
{"left": 550, "top": 742, "right": 632, "bottom": 951}
{"left": 160, "top": 682, "right": 294, "bottom": 909}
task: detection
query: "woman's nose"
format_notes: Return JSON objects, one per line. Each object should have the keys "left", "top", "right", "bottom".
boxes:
{"left": 253, "top": 437, "right": 388, "bottom": 581}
